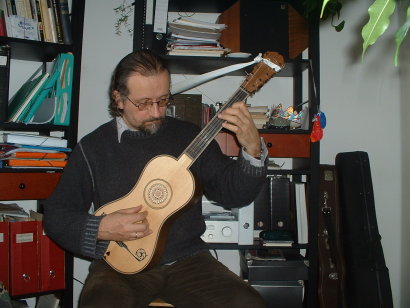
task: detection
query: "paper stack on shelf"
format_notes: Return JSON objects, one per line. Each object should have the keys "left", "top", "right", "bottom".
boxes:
{"left": 0, "top": 133, "right": 70, "bottom": 169}
{"left": 248, "top": 105, "right": 269, "bottom": 129}
{"left": 166, "top": 17, "right": 230, "bottom": 57}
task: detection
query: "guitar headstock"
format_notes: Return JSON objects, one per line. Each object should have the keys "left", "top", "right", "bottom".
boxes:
{"left": 242, "top": 51, "right": 285, "bottom": 94}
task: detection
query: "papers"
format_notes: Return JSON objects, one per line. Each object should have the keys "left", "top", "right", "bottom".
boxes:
{"left": 167, "top": 17, "right": 230, "bottom": 57}
{"left": 0, "top": 203, "right": 29, "bottom": 219}
{"left": 2, "top": 133, "right": 68, "bottom": 148}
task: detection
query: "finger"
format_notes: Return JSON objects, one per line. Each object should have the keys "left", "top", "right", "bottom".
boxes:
{"left": 118, "top": 205, "right": 143, "bottom": 214}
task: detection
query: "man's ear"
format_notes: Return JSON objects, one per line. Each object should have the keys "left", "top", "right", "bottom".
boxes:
{"left": 112, "top": 90, "right": 124, "bottom": 109}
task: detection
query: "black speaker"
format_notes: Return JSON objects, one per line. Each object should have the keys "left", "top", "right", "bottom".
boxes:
{"left": 254, "top": 176, "right": 293, "bottom": 233}
{"left": 219, "top": 0, "right": 309, "bottom": 59}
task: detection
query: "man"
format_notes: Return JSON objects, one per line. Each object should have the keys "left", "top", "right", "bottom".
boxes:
{"left": 44, "top": 50, "right": 268, "bottom": 308}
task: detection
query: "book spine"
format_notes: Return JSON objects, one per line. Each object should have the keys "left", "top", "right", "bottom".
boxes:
{"left": 39, "top": 0, "right": 51, "bottom": 42}
{"left": 0, "top": 10, "right": 7, "bottom": 36}
{"left": 34, "top": 0, "right": 43, "bottom": 41}
{"left": 51, "top": 0, "right": 63, "bottom": 43}
{"left": 46, "top": 0, "right": 57, "bottom": 42}
{"left": 6, "top": 159, "right": 67, "bottom": 167}
{"left": 56, "top": 0, "right": 70, "bottom": 44}
{"left": 0, "top": 45, "right": 10, "bottom": 123}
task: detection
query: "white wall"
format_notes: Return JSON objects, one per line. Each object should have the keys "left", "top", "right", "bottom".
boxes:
{"left": 320, "top": 0, "right": 407, "bottom": 307}
{"left": 73, "top": 0, "right": 408, "bottom": 307}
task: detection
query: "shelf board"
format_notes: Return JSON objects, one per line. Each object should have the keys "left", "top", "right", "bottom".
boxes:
{"left": 165, "top": 55, "right": 309, "bottom": 77}
{"left": 168, "top": 0, "right": 237, "bottom": 12}
{"left": 0, "top": 122, "right": 70, "bottom": 132}
{"left": 0, "top": 37, "right": 72, "bottom": 61}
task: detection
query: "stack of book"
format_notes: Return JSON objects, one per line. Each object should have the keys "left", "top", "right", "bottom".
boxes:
{"left": 0, "top": 202, "right": 29, "bottom": 221}
{"left": 0, "top": 0, "right": 72, "bottom": 44}
{"left": 7, "top": 52, "right": 73, "bottom": 126}
{"left": 248, "top": 105, "right": 269, "bottom": 129}
{"left": 0, "top": 132, "right": 70, "bottom": 169}
{"left": 258, "top": 230, "right": 294, "bottom": 247}
{"left": 166, "top": 17, "right": 230, "bottom": 57}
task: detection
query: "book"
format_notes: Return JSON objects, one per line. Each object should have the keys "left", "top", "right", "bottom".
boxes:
{"left": 39, "top": 0, "right": 53, "bottom": 42}
{"left": 47, "top": 0, "right": 57, "bottom": 42}
{"left": 0, "top": 9, "right": 7, "bottom": 36}
{"left": 295, "top": 182, "right": 308, "bottom": 256}
{"left": 2, "top": 133, "right": 68, "bottom": 147}
{"left": 0, "top": 202, "right": 29, "bottom": 218}
{"left": 167, "top": 49, "right": 226, "bottom": 57}
{"left": 6, "top": 15, "right": 39, "bottom": 40}
{"left": 7, "top": 66, "right": 49, "bottom": 122}
{"left": 0, "top": 142, "right": 71, "bottom": 153}
{"left": 245, "top": 249, "right": 286, "bottom": 261}
{"left": 1, "top": 151, "right": 67, "bottom": 159}
{"left": 3, "top": 158, "right": 67, "bottom": 167}
{"left": 51, "top": 0, "right": 63, "bottom": 43}
{"left": 171, "top": 17, "right": 227, "bottom": 31}
{"left": 0, "top": 45, "right": 10, "bottom": 123}
{"left": 259, "top": 239, "right": 293, "bottom": 247}
{"left": 56, "top": 0, "right": 71, "bottom": 44}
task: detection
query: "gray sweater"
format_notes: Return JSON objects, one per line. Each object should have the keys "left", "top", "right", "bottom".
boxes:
{"left": 44, "top": 117, "right": 267, "bottom": 264}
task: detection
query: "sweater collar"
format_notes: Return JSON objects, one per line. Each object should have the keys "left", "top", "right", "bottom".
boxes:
{"left": 115, "top": 117, "right": 168, "bottom": 142}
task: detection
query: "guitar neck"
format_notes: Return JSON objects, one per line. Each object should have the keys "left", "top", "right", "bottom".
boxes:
{"left": 184, "top": 86, "right": 250, "bottom": 162}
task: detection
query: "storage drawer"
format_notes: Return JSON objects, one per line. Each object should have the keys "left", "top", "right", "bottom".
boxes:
{"left": 261, "top": 134, "right": 310, "bottom": 158}
{"left": 0, "top": 173, "right": 61, "bottom": 200}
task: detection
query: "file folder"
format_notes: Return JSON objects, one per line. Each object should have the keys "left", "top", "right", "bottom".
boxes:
{"left": 0, "top": 221, "right": 10, "bottom": 290}
{"left": 38, "top": 221, "right": 65, "bottom": 291}
{"left": 9, "top": 221, "right": 39, "bottom": 296}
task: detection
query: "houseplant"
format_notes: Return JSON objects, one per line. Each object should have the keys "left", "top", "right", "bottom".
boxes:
{"left": 304, "top": 0, "right": 409, "bottom": 66}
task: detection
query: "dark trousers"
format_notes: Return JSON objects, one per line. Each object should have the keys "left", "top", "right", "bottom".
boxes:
{"left": 79, "top": 251, "right": 266, "bottom": 308}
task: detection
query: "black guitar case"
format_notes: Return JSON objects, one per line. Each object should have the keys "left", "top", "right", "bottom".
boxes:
{"left": 318, "top": 165, "right": 347, "bottom": 308}
{"left": 335, "top": 151, "right": 393, "bottom": 308}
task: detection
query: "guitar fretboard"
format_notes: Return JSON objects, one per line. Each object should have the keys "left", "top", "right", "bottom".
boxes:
{"left": 184, "top": 87, "right": 250, "bottom": 161}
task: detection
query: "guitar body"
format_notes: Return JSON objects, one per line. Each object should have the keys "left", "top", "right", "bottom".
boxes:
{"left": 95, "top": 153, "right": 194, "bottom": 274}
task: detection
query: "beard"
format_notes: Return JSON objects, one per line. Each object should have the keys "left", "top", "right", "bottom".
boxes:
{"left": 139, "top": 117, "right": 165, "bottom": 135}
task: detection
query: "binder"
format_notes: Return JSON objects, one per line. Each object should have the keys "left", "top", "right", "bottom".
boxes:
{"left": 22, "top": 53, "right": 74, "bottom": 126}
{"left": 52, "top": 52, "right": 73, "bottom": 126}
{"left": 20, "top": 55, "right": 62, "bottom": 124}
{"left": 0, "top": 221, "right": 10, "bottom": 290}
{"left": 7, "top": 67, "right": 50, "bottom": 122}
{"left": 38, "top": 221, "right": 65, "bottom": 292}
{"left": 0, "top": 45, "right": 10, "bottom": 123}
{"left": 9, "top": 221, "right": 39, "bottom": 296}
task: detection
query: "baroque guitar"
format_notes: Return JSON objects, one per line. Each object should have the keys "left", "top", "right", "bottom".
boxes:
{"left": 95, "top": 51, "right": 285, "bottom": 274}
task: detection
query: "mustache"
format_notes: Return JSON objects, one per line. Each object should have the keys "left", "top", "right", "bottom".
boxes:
{"left": 142, "top": 116, "right": 164, "bottom": 124}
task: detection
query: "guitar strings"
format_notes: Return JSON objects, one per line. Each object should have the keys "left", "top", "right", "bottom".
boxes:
{"left": 186, "top": 87, "right": 249, "bottom": 159}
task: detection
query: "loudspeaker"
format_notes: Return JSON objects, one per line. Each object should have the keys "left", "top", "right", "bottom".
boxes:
{"left": 254, "top": 176, "right": 293, "bottom": 233}
{"left": 219, "top": 0, "right": 309, "bottom": 59}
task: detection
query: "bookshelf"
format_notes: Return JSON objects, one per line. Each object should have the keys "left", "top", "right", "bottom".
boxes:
{"left": 0, "top": 1, "right": 85, "bottom": 307}
{"left": 133, "top": 0, "right": 320, "bottom": 307}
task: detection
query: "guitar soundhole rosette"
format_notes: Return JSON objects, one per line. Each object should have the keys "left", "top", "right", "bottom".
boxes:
{"left": 144, "top": 179, "right": 172, "bottom": 209}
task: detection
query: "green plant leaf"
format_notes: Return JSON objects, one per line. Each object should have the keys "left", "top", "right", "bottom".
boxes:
{"left": 320, "top": 0, "right": 331, "bottom": 18}
{"left": 394, "top": 5, "right": 410, "bottom": 66}
{"left": 361, "top": 0, "right": 396, "bottom": 60}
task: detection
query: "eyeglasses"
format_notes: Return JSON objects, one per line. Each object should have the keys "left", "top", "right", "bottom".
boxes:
{"left": 125, "top": 94, "right": 173, "bottom": 111}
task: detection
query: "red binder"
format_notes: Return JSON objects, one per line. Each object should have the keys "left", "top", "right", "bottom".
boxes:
{"left": 38, "top": 221, "right": 65, "bottom": 291}
{"left": 0, "top": 221, "right": 10, "bottom": 290}
{"left": 9, "top": 221, "right": 39, "bottom": 296}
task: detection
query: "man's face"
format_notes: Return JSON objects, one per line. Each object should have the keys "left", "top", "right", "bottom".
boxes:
{"left": 116, "top": 71, "right": 170, "bottom": 134}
